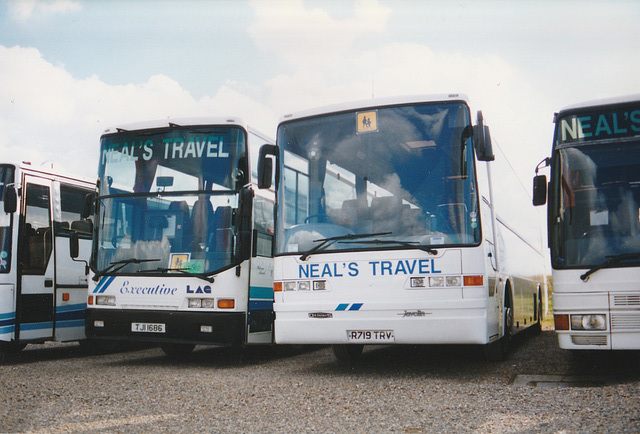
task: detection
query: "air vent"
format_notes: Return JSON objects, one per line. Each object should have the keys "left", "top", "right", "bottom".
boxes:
{"left": 611, "top": 313, "right": 640, "bottom": 331}
{"left": 613, "top": 294, "right": 640, "bottom": 306}
{"left": 571, "top": 335, "right": 608, "bottom": 346}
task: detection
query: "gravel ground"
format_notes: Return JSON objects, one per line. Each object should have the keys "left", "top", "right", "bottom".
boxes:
{"left": 1, "top": 328, "right": 639, "bottom": 433}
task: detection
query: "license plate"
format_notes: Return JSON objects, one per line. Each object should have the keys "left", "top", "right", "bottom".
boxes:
{"left": 131, "top": 322, "right": 166, "bottom": 333}
{"left": 347, "top": 330, "right": 395, "bottom": 342}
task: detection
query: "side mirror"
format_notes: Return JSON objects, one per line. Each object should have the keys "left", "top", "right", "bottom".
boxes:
{"left": 257, "top": 144, "right": 278, "bottom": 189}
{"left": 69, "top": 230, "right": 90, "bottom": 274}
{"left": 69, "top": 231, "right": 79, "bottom": 259}
{"left": 4, "top": 185, "right": 17, "bottom": 214}
{"left": 533, "top": 175, "right": 547, "bottom": 206}
{"left": 474, "top": 111, "right": 495, "bottom": 162}
{"left": 237, "top": 230, "right": 252, "bottom": 261}
{"left": 82, "top": 192, "right": 96, "bottom": 219}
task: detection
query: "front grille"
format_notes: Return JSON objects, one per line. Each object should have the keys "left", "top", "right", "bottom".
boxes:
{"left": 571, "top": 335, "right": 608, "bottom": 346}
{"left": 611, "top": 313, "right": 640, "bottom": 331}
{"left": 613, "top": 294, "right": 640, "bottom": 307}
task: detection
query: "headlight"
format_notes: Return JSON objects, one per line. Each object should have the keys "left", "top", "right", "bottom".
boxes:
{"left": 297, "top": 281, "right": 310, "bottom": 291}
{"left": 571, "top": 314, "right": 607, "bottom": 331}
{"left": 410, "top": 277, "right": 425, "bottom": 288}
{"left": 446, "top": 276, "right": 462, "bottom": 287}
{"left": 429, "top": 276, "right": 445, "bottom": 287}
{"left": 96, "top": 295, "right": 116, "bottom": 306}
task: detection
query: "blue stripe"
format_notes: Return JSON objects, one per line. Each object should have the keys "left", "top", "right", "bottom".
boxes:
{"left": 0, "top": 317, "right": 15, "bottom": 327}
{"left": 336, "top": 304, "right": 349, "bottom": 311}
{"left": 250, "top": 286, "right": 274, "bottom": 299}
{"left": 0, "top": 325, "right": 14, "bottom": 334}
{"left": 249, "top": 300, "right": 273, "bottom": 311}
{"left": 20, "top": 322, "right": 54, "bottom": 331}
{"left": 55, "top": 319, "right": 85, "bottom": 329}
{"left": 94, "top": 275, "right": 115, "bottom": 294}
{"left": 56, "top": 309, "right": 85, "bottom": 322}
{"left": 0, "top": 311, "right": 15, "bottom": 320}
{"left": 56, "top": 303, "right": 87, "bottom": 313}
{"left": 349, "top": 303, "right": 363, "bottom": 311}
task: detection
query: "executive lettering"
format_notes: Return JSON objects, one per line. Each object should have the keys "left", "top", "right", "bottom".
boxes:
{"left": 119, "top": 280, "right": 178, "bottom": 295}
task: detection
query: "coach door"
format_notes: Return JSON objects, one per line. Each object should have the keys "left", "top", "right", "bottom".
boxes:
{"left": 16, "top": 176, "right": 55, "bottom": 341}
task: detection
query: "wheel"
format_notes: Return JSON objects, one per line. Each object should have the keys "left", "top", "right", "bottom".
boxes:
{"left": 161, "top": 343, "right": 195, "bottom": 357}
{"left": 332, "top": 344, "right": 363, "bottom": 362}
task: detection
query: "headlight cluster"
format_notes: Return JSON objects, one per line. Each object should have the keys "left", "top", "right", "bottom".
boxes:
{"left": 554, "top": 314, "right": 607, "bottom": 331}
{"left": 188, "top": 298, "right": 235, "bottom": 309}
{"left": 274, "top": 280, "right": 327, "bottom": 292}
{"left": 571, "top": 314, "right": 607, "bottom": 331}
{"left": 94, "top": 295, "right": 115, "bottom": 306}
{"left": 410, "top": 275, "right": 482, "bottom": 288}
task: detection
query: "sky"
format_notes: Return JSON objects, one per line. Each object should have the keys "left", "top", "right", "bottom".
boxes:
{"left": 0, "top": 0, "right": 638, "bottom": 185}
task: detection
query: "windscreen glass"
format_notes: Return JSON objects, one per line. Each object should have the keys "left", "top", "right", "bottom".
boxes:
{"left": 96, "top": 126, "right": 246, "bottom": 275}
{"left": 552, "top": 141, "right": 640, "bottom": 267}
{"left": 275, "top": 102, "right": 480, "bottom": 255}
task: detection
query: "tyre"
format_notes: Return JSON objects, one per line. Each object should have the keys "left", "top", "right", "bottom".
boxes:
{"left": 332, "top": 344, "right": 363, "bottom": 362}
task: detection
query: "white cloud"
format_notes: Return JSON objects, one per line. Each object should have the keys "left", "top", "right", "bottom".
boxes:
{"left": 9, "top": 0, "right": 81, "bottom": 22}
{"left": 0, "top": 45, "right": 277, "bottom": 180}
{"left": 249, "top": 0, "right": 391, "bottom": 68}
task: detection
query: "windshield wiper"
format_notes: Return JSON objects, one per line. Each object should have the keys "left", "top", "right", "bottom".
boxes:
{"left": 93, "top": 258, "right": 161, "bottom": 281}
{"left": 340, "top": 239, "right": 438, "bottom": 255}
{"left": 299, "top": 232, "right": 391, "bottom": 261}
{"left": 136, "top": 267, "right": 216, "bottom": 283}
{"left": 580, "top": 252, "right": 640, "bottom": 282}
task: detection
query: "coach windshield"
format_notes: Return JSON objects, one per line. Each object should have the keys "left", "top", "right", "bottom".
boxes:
{"left": 275, "top": 101, "right": 480, "bottom": 256}
{"left": 95, "top": 126, "right": 247, "bottom": 276}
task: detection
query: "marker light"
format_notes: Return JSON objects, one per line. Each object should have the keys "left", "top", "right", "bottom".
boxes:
{"left": 218, "top": 299, "right": 235, "bottom": 309}
{"left": 87, "top": 295, "right": 94, "bottom": 305}
{"left": 274, "top": 282, "right": 283, "bottom": 292}
{"left": 571, "top": 314, "right": 607, "bottom": 331}
{"left": 96, "top": 295, "right": 116, "bottom": 306}
{"left": 554, "top": 314, "right": 570, "bottom": 331}
{"left": 463, "top": 275, "right": 484, "bottom": 286}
